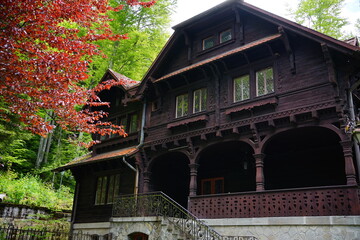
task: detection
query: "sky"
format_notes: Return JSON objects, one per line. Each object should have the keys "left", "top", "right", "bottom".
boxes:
{"left": 170, "top": 0, "right": 360, "bottom": 34}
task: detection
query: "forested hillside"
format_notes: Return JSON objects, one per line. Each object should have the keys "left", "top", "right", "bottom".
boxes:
{"left": 0, "top": 0, "right": 175, "bottom": 210}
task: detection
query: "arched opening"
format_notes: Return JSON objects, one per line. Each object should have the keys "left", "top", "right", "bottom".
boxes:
{"left": 128, "top": 232, "right": 148, "bottom": 240}
{"left": 263, "top": 127, "right": 346, "bottom": 190}
{"left": 150, "top": 152, "right": 190, "bottom": 208}
{"left": 197, "top": 141, "right": 255, "bottom": 195}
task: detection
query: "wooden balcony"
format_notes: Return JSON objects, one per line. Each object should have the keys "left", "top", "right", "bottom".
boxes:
{"left": 188, "top": 185, "right": 360, "bottom": 219}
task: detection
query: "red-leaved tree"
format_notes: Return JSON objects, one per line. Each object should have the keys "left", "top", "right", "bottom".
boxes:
{"left": 0, "top": 0, "right": 155, "bottom": 144}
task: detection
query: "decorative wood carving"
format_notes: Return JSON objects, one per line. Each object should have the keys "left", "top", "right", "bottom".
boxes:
{"left": 189, "top": 186, "right": 360, "bottom": 218}
{"left": 321, "top": 43, "right": 337, "bottom": 86}
{"left": 278, "top": 26, "right": 296, "bottom": 74}
{"left": 253, "top": 153, "right": 265, "bottom": 191}
{"left": 146, "top": 101, "right": 337, "bottom": 147}
{"left": 189, "top": 163, "right": 199, "bottom": 196}
{"left": 340, "top": 140, "right": 357, "bottom": 185}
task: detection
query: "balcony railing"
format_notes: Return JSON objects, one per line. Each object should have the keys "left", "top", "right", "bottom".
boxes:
{"left": 189, "top": 185, "right": 360, "bottom": 219}
{"left": 112, "top": 192, "right": 257, "bottom": 240}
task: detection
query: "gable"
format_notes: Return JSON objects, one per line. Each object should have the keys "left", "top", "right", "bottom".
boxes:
{"left": 138, "top": 0, "right": 359, "bottom": 96}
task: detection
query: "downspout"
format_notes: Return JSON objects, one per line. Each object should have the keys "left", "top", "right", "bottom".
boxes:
{"left": 70, "top": 180, "right": 80, "bottom": 236}
{"left": 347, "top": 89, "right": 360, "bottom": 183}
{"left": 122, "top": 99, "right": 147, "bottom": 194}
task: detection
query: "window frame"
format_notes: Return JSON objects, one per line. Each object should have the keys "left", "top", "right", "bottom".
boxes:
{"left": 256, "top": 67, "right": 274, "bottom": 97}
{"left": 175, "top": 93, "right": 189, "bottom": 118}
{"left": 128, "top": 113, "right": 139, "bottom": 134}
{"left": 220, "top": 29, "right": 232, "bottom": 44}
{"left": 95, "top": 174, "right": 121, "bottom": 205}
{"left": 201, "top": 177, "right": 224, "bottom": 195}
{"left": 193, "top": 88, "right": 207, "bottom": 113}
{"left": 97, "top": 111, "right": 140, "bottom": 141}
{"left": 202, "top": 36, "right": 216, "bottom": 50}
{"left": 233, "top": 74, "right": 250, "bottom": 103}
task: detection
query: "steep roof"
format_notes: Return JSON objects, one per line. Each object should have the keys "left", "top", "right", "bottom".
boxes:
{"left": 54, "top": 146, "right": 138, "bottom": 172}
{"left": 137, "top": 0, "right": 359, "bottom": 94}
{"left": 107, "top": 69, "right": 140, "bottom": 90}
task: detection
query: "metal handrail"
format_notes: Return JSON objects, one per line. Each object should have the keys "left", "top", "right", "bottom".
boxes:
{"left": 112, "top": 192, "right": 257, "bottom": 240}
{"left": 112, "top": 191, "right": 222, "bottom": 239}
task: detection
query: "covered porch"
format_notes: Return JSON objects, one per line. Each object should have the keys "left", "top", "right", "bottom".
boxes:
{"left": 143, "top": 126, "right": 360, "bottom": 219}
{"left": 188, "top": 185, "right": 360, "bottom": 218}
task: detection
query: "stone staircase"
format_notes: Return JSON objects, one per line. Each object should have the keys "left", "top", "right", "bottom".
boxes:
{"left": 112, "top": 192, "right": 258, "bottom": 240}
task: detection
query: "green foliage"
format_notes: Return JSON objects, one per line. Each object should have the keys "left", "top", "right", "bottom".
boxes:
{"left": 0, "top": 101, "right": 38, "bottom": 172}
{"left": 0, "top": 171, "right": 73, "bottom": 210}
{"left": 0, "top": 0, "right": 176, "bottom": 212}
{"left": 290, "top": 0, "right": 348, "bottom": 39}
{"left": 87, "top": 0, "right": 176, "bottom": 85}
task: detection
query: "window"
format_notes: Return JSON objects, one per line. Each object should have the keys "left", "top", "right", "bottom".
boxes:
{"left": 95, "top": 174, "right": 120, "bottom": 205}
{"left": 193, "top": 88, "right": 207, "bottom": 113}
{"left": 176, "top": 93, "right": 188, "bottom": 118}
{"left": 203, "top": 36, "right": 215, "bottom": 50}
{"left": 201, "top": 177, "right": 224, "bottom": 195}
{"left": 100, "top": 118, "right": 116, "bottom": 140}
{"left": 256, "top": 67, "right": 274, "bottom": 96}
{"left": 220, "top": 29, "right": 232, "bottom": 43}
{"left": 233, "top": 75, "right": 250, "bottom": 102}
{"left": 119, "top": 116, "right": 127, "bottom": 132}
{"left": 128, "top": 113, "right": 139, "bottom": 133}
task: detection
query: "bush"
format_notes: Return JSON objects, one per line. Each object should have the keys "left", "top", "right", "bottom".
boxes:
{"left": 0, "top": 171, "right": 73, "bottom": 210}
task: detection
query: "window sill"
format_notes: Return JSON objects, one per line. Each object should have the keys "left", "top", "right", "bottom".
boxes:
{"left": 225, "top": 96, "right": 278, "bottom": 115}
{"left": 167, "top": 114, "right": 208, "bottom": 129}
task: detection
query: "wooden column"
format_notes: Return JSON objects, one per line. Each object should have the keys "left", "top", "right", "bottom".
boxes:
{"left": 253, "top": 153, "right": 265, "bottom": 191}
{"left": 143, "top": 171, "right": 151, "bottom": 193}
{"left": 189, "top": 163, "right": 199, "bottom": 196}
{"left": 341, "top": 141, "right": 357, "bottom": 185}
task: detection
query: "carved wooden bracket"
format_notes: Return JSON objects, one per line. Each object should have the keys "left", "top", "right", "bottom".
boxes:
{"left": 233, "top": 7, "right": 244, "bottom": 44}
{"left": 321, "top": 43, "right": 337, "bottom": 86}
{"left": 278, "top": 26, "right": 296, "bottom": 74}
{"left": 182, "top": 30, "right": 192, "bottom": 63}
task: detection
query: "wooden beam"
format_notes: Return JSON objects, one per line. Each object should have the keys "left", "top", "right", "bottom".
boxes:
{"left": 151, "top": 145, "right": 156, "bottom": 151}
{"left": 250, "top": 123, "right": 259, "bottom": 142}
{"left": 268, "top": 119, "right": 275, "bottom": 128}
{"left": 312, "top": 110, "right": 319, "bottom": 120}
{"left": 321, "top": 43, "right": 337, "bottom": 86}
{"left": 200, "top": 134, "right": 207, "bottom": 141}
{"left": 233, "top": 7, "right": 244, "bottom": 44}
{"left": 278, "top": 26, "right": 296, "bottom": 74}
{"left": 182, "top": 30, "right": 192, "bottom": 63}
{"left": 232, "top": 127, "right": 239, "bottom": 134}
{"left": 290, "top": 115, "right": 296, "bottom": 124}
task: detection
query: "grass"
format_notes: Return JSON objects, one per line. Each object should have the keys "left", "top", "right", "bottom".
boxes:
{"left": 0, "top": 171, "right": 73, "bottom": 211}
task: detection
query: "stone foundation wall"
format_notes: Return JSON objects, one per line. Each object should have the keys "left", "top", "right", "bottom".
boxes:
{"left": 205, "top": 216, "right": 360, "bottom": 240}
{"left": 73, "top": 217, "right": 188, "bottom": 240}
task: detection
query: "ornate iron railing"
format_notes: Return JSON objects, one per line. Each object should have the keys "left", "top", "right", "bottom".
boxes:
{"left": 112, "top": 192, "right": 257, "bottom": 240}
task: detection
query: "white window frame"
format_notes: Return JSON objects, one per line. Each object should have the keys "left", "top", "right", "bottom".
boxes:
{"left": 176, "top": 93, "right": 188, "bottom": 118}
{"left": 256, "top": 67, "right": 274, "bottom": 96}
{"left": 193, "top": 88, "right": 207, "bottom": 113}
{"left": 233, "top": 75, "right": 250, "bottom": 102}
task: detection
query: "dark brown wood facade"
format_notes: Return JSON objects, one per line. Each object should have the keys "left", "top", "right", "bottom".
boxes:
{"left": 65, "top": 0, "right": 360, "bottom": 224}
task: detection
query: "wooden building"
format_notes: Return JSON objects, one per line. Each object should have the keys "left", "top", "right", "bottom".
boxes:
{"left": 56, "top": 0, "right": 360, "bottom": 239}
